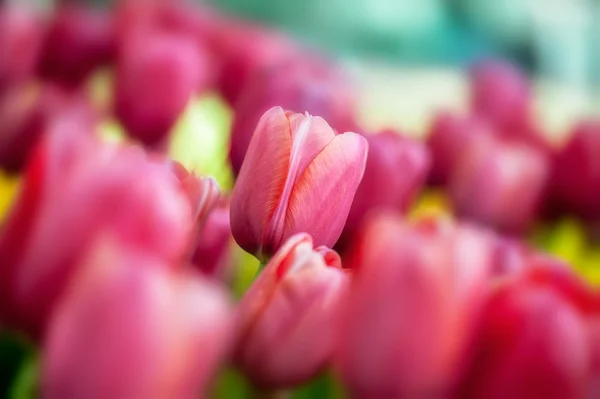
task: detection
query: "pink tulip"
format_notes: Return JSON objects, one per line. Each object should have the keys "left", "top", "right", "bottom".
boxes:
{"left": 339, "top": 129, "right": 430, "bottom": 247}
{"left": 426, "top": 112, "right": 492, "bottom": 185}
{"left": 192, "top": 200, "right": 233, "bottom": 280}
{"left": 0, "top": 131, "right": 194, "bottom": 338}
{"left": 114, "top": 30, "right": 203, "bottom": 147}
{"left": 338, "top": 213, "right": 493, "bottom": 397}
{"left": 0, "top": 5, "right": 45, "bottom": 93}
{"left": 229, "top": 61, "right": 357, "bottom": 175}
{"left": 234, "top": 233, "right": 348, "bottom": 388}
{"left": 449, "top": 134, "right": 549, "bottom": 234}
{"left": 38, "top": 5, "right": 115, "bottom": 88}
{"left": 43, "top": 234, "right": 233, "bottom": 399}
{"left": 230, "top": 107, "right": 368, "bottom": 261}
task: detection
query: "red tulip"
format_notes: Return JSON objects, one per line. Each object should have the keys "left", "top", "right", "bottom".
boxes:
{"left": 43, "top": 234, "right": 233, "bottom": 399}
{"left": 235, "top": 233, "right": 348, "bottom": 388}
{"left": 38, "top": 5, "right": 115, "bottom": 88}
{"left": 339, "top": 129, "right": 430, "bottom": 247}
{"left": 426, "top": 112, "right": 492, "bottom": 185}
{"left": 0, "top": 131, "right": 195, "bottom": 338}
{"left": 230, "top": 107, "right": 368, "bottom": 261}
{"left": 229, "top": 61, "right": 356, "bottom": 175}
{"left": 338, "top": 213, "right": 493, "bottom": 397}
{"left": 450, "top": 135, "right": 549, "bottom": 234}
{"left": 114, "top": 30, "right": 203, "bottom": 147}
{"left": 0, "top": 5, "right": 45, "bottom": 93}
{"left": 191, "top": 200, "right": 232, "bottom": 280}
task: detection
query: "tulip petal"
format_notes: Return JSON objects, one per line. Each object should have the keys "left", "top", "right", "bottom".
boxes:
{"left": 283, "top": 131, "right": 368, "bottom": 249}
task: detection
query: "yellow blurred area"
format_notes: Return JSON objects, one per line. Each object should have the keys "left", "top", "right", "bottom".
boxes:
{"left": 408, "top": 189, "right": 453, "bottom": 221}
{"left": 0, "top": 172, "right": 20, "bottom": 224}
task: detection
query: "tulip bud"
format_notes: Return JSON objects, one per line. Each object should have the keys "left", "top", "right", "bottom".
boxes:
{"left": 0, "top": 5, "right": 44, "bottom": 93}
{"left": 338, "top": 213, "right": 493, "bottom": 397}
{"left": 192, "top": 200, "right": 232, "bottom": 280}
{"left": 38, "top": 5, "right": 115, "bottom": 88}
{"left": 450, "top": 135, "right": 549, "bottom": 234}
{"left": 549, "top": 121, "right": 600, "bottom": 219}
{"left": 229, "top": 61, "right": 356, "bottom": 175}
{"left": 230, "top": 107, "right": 368, "bottom": 261}
{"left": 0, "top": 131, "right": 194, "bottom": 338}
{"left": 340, "top": 129, "right": 430, "bottom": 247}
{"left": 235, "top": 233, "right": 348, "bottom": 388}
{"left": 426, "top": 112, "right": 492, "bottom": 185}
{"left": 470, "top": 59, "right": 531, "bottom": 132}
{"left": 43, "top": 235, "right": 233, "bottom": 399}
{"left": 114, "top": 31, "right": 203, "bottom": 148}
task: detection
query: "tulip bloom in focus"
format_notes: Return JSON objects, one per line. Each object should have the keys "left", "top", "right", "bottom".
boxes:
{"left": 235, "top": 233, "right": 348, "bottom": 388}
{"left": 43, "top": 235, "right": 232, "bottom": 399}
{"left": 338, "top": 213, "right": 493, "bottom": 397}
{"left": 230, "top": 107, "right": 368, "bottom": 261}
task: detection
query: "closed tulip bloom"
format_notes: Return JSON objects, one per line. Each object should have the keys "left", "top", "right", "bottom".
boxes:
{"left": 339, "top": 129, "right": 430, "bottom": 247}
{"left": 43, "top": 235, "right": 233, "bottom": 399}
{"left": 235, "top": 233, "right": 349, "bottom": 388}
{"left": 192, "top": 200, "right": 233, "bottom": 280}
{"left": 338, "top": 213, "right": 493, "bottom": 397}
{"left": 450, "top": 135, "right": 549, "bottom": 234}
{"left": 230, "top": 107, "right": 368, "bottom": 261}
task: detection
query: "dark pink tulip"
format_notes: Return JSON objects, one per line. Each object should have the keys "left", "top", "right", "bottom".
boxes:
{"left": 338, "top": 129, "right": 430, "bottom": 248}
{"left": 230, "top": 107, "right": 368, "bottom": 261}
{"left": 470, "top": 59, "right": 532, "bottom": 132}
{"left": 549, "top": 121, "right": 600, "bottom": 219}
{"left": 38, "top": 5, "right": 115, "bottom": 88}
{"left": 426, "top": 112, "right": 492, "bottom": 185}
{"left": 192, "top": 200, "right": 232, "bottom": 280}
{"left": 0, "top": 5, "right": 45, "bottom": 93}
{"left": 0, "top": 131, "right": 195, "bottom": 338}
{"left": 338, "top": 213, "right": 493, "bottom": 397}
{"left": 114, "top": 30, "right": 203, "bottom": 148}
{"left": 229, "top": 61, "right": 356, "bottom": 175}
{"left": 235, "top": 233, "right": 348, "bottom": 388}
{"left": 450, "top": 135, "right": 549, "bottom": 234}
{"left": 43, "top": 235, "right": 233, "bottom": 399}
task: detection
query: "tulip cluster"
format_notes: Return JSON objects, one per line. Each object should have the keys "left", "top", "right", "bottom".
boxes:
{"left": 0, "top": 1, "right": 599, "bottom": 398}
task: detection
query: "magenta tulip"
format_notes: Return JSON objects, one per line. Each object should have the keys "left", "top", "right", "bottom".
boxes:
{"left": 192, "top": 200, "right": 232, "bottom": 280}
{"left": 43, "top": 234, "right": 233, "bottom": 399}
{"left": 230, "top": 107, "right": 368, "bottom": 261}
{"left": 235, "top": 233, "right": 348, "bottom": 388}
{"left": 339, "top": 129, "right": 430, "bottom": 247}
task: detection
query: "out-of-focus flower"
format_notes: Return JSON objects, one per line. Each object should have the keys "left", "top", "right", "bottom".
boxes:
{"left": 234, "top": 233, "right": 348, "bottom": 388}
{"left": 549, "top": 121, "right": 600, "bottom": 220}
{"left": 0, "top": 82, "right": 97, "bottom": 172}
{"left": 338, "top": 213, "right": 493, "bottom": 397}
{"left": 470, "top": 59, "right": 531, "bottom": 133}
{"left": 230, "top": 107, "right": 368, "bottom": 261}
{"left": 114, "top": 30, "right": 204, "bottom": 148}
{"left": 192, "top": 199, "right": 232, "bottom": 280}
{"left": 0, "top": 5, "right": 45, "bottom": 93}
{"left": 43, "top": 234, "right": 232, "bottom": 399}
{"left": 38, "top": 5, "right": 115, "bottom": 89}
{"left": 426, "top": 112, "right": 492, "bottom": 185}
{"left": 0, "top": 131, "right": 194, "bottom": 338}
{"left": 339, "top": 129, "right": 430, "bottom": 248}
{"left": 450, "top": 135, "right": 549, "bottom": 234}
{"left": 229, "top": 61, "right": 356, "bottom": 175}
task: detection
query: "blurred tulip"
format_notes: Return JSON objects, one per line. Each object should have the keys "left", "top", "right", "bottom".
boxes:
{"left": 229, "top": 61, "right": 356, "bottom": 175}
{"left": 426, "top": 112, "right": 492, "bottom": 185}
{"left": 339, "top": 129, "right": 430, "bottom": 248}
{"left": 0, "top": 5, "right": 44, "bottom": 93}
{"left": 338, "top": 213, "right": 493, "bottom": 397}
{"left": 0, "top": 131, "right": 195, "bottom": 338}
{"left": 549, "top": 121, "right": 600, "bottom": 219}
{"left": 192, "top": 200, "right": 232, "bottom": 280}
{"left": 38, "top": 5, "right": 115, "bottom": 88}
{"left": 235, "top": 233, "right": 348, "bottom": 388}
{"left": 230, "top": 107, "right": 368, "bottom": 261}
{"left": 470, "top": 59, "right": 531, "bottom": 132}
{"left": 450, "top": 135, "right": 549, "bottom": 234}
{"left": 43, "top": 235, "right": 232, "bottom": 399}
{"left": 114, "top": 31, "right": 203, "bottom": 148}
